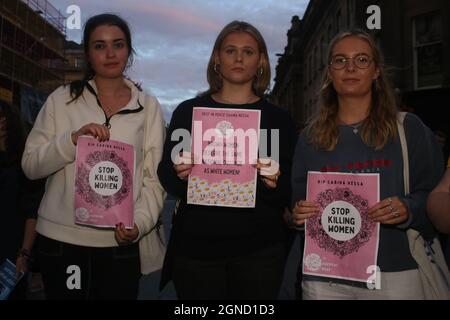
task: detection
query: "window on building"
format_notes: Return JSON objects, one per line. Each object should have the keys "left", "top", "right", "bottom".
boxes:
{"left": 75, "top": 58, "right": 84, "bottom": 69}
{"left": 413, "top": 12, "right": 443, "bottom": 89}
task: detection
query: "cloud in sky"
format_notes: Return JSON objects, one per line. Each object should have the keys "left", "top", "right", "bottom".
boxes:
{"left": 53, "top": 0, "right": 308, "bottom": 122}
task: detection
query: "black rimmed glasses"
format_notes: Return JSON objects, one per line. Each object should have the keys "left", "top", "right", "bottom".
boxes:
{"left": 329, "top": 54, "right": 373, "bottom": 70}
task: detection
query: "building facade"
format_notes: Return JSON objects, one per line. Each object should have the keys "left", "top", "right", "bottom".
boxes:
{"left": 64, "top": 39, "right": 84, "bottom": 83}
{"left": 271, "top": 0, "right": 450, "bottom": 136}
{"left": 0, "top": 0, "right": 65, "bottom": 115}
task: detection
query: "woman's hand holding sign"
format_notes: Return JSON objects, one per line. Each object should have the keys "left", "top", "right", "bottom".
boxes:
{"left": 368, "top": 197, "right": 409, "bottom": 225}
{"left": 255, "top": 158, "right": 281, "bottom": 189}
{"left": 115, "top": 223, "right": 139, "bottom": 245}
{"left": 173, "top": 151, "right": 195, "bottom": 181}
{"left": 292, "top": 200, "right": 320, "bottom": 226}
{"left": 71, "top": 123, "right": 110, "bottom": 145}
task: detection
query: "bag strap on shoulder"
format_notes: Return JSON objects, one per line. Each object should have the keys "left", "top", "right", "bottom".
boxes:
{"left": 396, "top": 112, "right": 409, "bottom": 195}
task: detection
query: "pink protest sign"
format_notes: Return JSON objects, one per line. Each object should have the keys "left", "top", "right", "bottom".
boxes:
{"left": 74, "top": 136, "right": 135, "bottom": 228}
{"left": 187, "top": 107, "right": 261, "bottom": 208}
{"left": 303, "top": 171, "right": 380, "bottom": 283}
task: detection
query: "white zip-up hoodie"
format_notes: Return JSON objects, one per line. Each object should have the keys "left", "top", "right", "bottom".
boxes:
{"left": 22, "top": 79, "right": 166, "bottom": 274}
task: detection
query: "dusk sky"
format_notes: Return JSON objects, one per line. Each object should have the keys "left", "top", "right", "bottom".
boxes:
{"left": 51, "top": 0, "right": 309, "bottom": 122}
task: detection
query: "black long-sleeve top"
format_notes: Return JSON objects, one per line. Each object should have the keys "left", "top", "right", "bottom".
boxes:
{"left": 0, "top": 152, "right": 45, "bottom": 262}
{"left": 157, "top": 95, "right": 298, "bottom": 259}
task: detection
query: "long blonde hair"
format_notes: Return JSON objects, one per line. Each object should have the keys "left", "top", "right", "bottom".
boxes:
{"left": 306, "top": 30, "right": 398, "bottom": 151}
{"left": 204, "top": 21, "right": 271, "bottom": 97}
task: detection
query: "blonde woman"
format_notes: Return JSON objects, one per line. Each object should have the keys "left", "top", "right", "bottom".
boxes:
{"left": 291, "top": 30, "right": 443, "bottom": 299}
{"left": 158, "top": 21, "right": 297, "bottom": 299}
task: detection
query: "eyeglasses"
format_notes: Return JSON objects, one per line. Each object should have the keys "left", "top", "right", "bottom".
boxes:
{"left": 329, "top": 54, "right": 373, "bottom": 70}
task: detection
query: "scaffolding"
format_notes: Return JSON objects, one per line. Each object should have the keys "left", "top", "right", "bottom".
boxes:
{"left": 20, "top": 0, "right": 65, "bottom": 34}
{"left": 0, "top": 0, "right": 66, "bottom": 99}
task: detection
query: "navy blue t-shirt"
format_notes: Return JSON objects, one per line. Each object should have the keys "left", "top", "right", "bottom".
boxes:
{"left": 292, "top": 113, "right": 443, "bottom": 272}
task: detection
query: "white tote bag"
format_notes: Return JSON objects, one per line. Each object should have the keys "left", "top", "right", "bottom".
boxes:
{"left": 397, "top": 112, "right": 450, "bottom": 300}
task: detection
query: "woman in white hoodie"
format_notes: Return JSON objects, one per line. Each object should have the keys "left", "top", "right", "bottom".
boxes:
{"left": 22, "top": 14, "right": 166, "bottom": 299}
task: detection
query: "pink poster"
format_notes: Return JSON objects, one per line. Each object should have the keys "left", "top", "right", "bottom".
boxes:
{"left": 187, "top": 107, "right": 261, "bottom": 208}
{"left": 74, "top": 136, "right": 135, "bottom": 228}
{"left": 303, "top": 171, "right": 380, "bottom": 283}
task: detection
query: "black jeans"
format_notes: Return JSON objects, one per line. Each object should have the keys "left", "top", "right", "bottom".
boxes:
{"left": 38, "top": 234, "right": 140, "bottom": 300}
{"left": 172, "top": 242, "right": 287, "bottom": 300}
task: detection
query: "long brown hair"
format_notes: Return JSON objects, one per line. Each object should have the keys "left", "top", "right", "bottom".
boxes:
{"left": 306, "top": 30, "right": 398, "bottom": 151}
{"left": 204, "top": 21, "right": 271, "bottom": 98}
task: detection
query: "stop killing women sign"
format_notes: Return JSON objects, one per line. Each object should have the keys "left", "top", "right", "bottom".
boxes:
{"left": 74, "top": 136, "right": 135, "bottom": 229}
{"left": 303, "top": 171, "right": 380, "bottom": 283}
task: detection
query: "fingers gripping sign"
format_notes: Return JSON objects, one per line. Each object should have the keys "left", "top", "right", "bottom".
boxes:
{"left": 292, "top": 200, "right": 320, "bottom": 226}
{"left": 255, "top": 158, "right": 280, "bottom": 189}
{"left": 115, "top": 223, "right": 139, "bottom": 245}
{"left": 71, "top": 123, "right": 110, "bottom": 145}
{"left": 368, "top": 196, "right": 409, "bottom": 225}
{"left": 173, "top": 151, "right": 197, "bottom": 181}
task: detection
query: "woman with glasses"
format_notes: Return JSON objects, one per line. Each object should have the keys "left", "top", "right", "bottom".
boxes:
{"left": 291, "top": 30, "right": 443, "bottom": 299}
